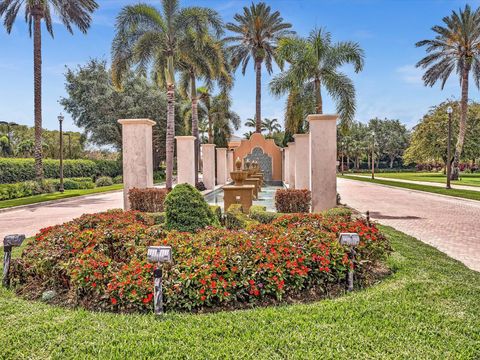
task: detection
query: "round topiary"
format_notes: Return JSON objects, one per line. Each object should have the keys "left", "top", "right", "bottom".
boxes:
{"left": 164, "top": 183, "right": 219, "bottom": 232}
{"left": 95, "top": 176, "right": 114, "bottom": 187}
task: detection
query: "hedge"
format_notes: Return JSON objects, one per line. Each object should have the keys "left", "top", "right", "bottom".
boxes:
{"left": 275, "top": 189, "right": 311, "bottom": 213}
{"left": 0, "top": 158, "right": 121, "bottom": 184}
{"left": 129, "top": 188, "right": 169, "bottom": 213}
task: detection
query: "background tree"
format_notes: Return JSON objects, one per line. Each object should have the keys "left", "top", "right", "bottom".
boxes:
{"left": 262, "top": 118, "right": 281, "bottom": 136}
{"left": 271, "top": 28, "right": 364, "bottom": 130}
{"left": 368, "top": 118, "right": 409, "bottom": 168}
{"left": 0, "top": 0, "right": 98, "bottom": 180}
{"left": 416, "top": 4, "right": 480, "bottom": 179}
{"left": 225, "top": 2, "right": 293, "bottom": 132}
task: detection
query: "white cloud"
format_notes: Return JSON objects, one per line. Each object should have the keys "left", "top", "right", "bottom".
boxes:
{"left": 396, "top": 64, "right": 424, "bottom": 85}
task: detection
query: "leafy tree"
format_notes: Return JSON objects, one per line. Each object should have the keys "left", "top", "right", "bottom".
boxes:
{"left": 0, "top": 0, "right": 98, "bottom": 180}
{"left": 271, "top": 28, "right": 364, "bottom": 130}
{"left": 416, "top": 5, "right": 480, "bottom": 179}
{"left": 368, "top": 118, "right": 409, "bottom": 168}
{"left": 225, "top": 2, "right": 293, "bottom": 132}
{"left": 262, "top": 118, "right": 281, "bottom": 136}
{"left": 338, "top": 121, "right": 369, "bottom": 169}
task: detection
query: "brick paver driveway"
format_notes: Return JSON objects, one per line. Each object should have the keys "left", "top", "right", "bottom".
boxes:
{"left": 338, "top": 178, "right": 480, "bottom": 272}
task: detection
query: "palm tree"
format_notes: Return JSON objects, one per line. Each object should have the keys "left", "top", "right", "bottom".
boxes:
{"left": 0, "top": 0, "right": 98, "bottom": 180}
{"left": 225, "top": 2, "right": 293, "bottom": 133}
{"left": 112, "top": 0, "right": 222, "bottom": 189}
{"left": 270, "top": 28, "right": 364, "bottom": 130}
{"left": 262, "top": 118, "right": 281, "bottom": 136}
{"left": 416, "top": 5, "right": 480, "bottom": 180}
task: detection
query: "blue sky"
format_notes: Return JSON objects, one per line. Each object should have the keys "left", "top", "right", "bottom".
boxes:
{"left": 0, "top": 0, "right": 477, "bottom": 136}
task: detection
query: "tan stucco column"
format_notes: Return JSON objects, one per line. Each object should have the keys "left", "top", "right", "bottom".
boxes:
{"left": 287, "top": 142, "right": 296, "bottom": 188}
{"left": 202, "top": 143, "right": 216, "bottom": 190}
{"left": 216, "top": 148, "right": 228, "bottom": 185}
{"left": 118, "top": 118, "right": 155, "bottom": 210}
{"left": 284, "top": 147, "right": 290, "bottom": 185}
{"left": 176, "top": 136, "right": 196, "bottom": 186}
{"left": 308, "top": 114, "right": 338, "bottom": 212}
{"left": 227, "top": 149, "right": 234, "bottom": 181}
{"left": 293, "top": 133, "right": 310, "bottom": 190}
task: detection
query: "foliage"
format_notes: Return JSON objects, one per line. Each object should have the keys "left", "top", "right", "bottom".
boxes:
{"left": 275, "top": 189, "right": 311, "bottom": 213}
{"left": 10, "top": 210, "right": 389, "bottom": 314}
{"left": 164, "top": 184, "right": 218, "bottom": 232}
{"left": 209, "top": 205, "right": 223, "bottom": 225}
{"left": 249, "top": 205, "right": 281, "bottom": 224}
{"left": 128, "top": 188, "right": 169, "bottom": 213}
{"left": 135, "top": 212, "right": 166, "bottom": 226}
{"left": 225, "top": 204, "right": 257, "bottom": 230}
{"left": 0, "top": 158, "right": 121, "bottom": 184}
{"left": 95, "top": 176, "right": 114, "bottom": 187}
{"left": 368, "top": 118, "right": 410, "bottom": 168}
{"left": 113, "top": 175, "right": 123, "bottom": 184}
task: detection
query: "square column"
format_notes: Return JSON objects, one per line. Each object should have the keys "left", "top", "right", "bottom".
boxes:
{"left": 308, "top": 114, "right": 338, "bottom": 212}
{"left": 293, "top": 133, "right": 310, "bottom": 190}
{"left": 201, "top": 143, "right": 216, "bottom": 190}
{"left": 175, "top": 136, "right": 196, "bottom": 186}
{"left": 216, "top": 148, "right": 228, "bottom": 185}
{"left": 227, "top": 149, "right": 234, "bottom": 181}
{"left": 118, "top": 118, "right": 156, "bottom": 210}
{"left": 284, "top": 147, "right": 290, "bottom": 186}
{"left": 287, "top": 142, "right": 296, "bottom": 189}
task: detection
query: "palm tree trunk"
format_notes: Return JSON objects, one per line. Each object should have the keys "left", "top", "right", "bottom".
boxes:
{"left": 166, "top": 84, "right": 175, "bottom": 189}
{"left": 190, "top": 72, "right": 199, "bottom": 184}
{"left": 255, "top": 59, "right": 262, "bottom": 133}
{"left": 314, "top": 78, "right": 323, "bottom": 114}
{"left": 452, "top": 65, "right": 470, "bottom": 180}
{"left": 33, "top": 14, "right": 43, "bottom": 180}
{"left": 208, "top": 114, "right": 213, "bottom": 144}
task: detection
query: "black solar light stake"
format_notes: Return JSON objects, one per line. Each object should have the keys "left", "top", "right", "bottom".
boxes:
{"left": 147, "top": 246, "right": 172, "bottom": 315}
{"left": 338, "top": 233, "right": 360, "bottom": 292}
{"left": 3, "top": 234, "right": 25, "bottom": 288}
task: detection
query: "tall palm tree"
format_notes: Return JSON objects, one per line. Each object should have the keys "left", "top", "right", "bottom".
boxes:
{"left": 0, "top": 0, "right": 98, "bottom": 180}
{"left": 270, "top": 28, "right": 364, "bottom": 130}
{"left": 416, "top": 5, "right": 480, "bottom": 180}
{"left": 225, "top": 2, "right": 293, "bottom": 133}
{"left": 262, "top": 118, "right": 281, "bottom": 136}
{"left": 112, "top": 0, "right": 222, "bottom": 189}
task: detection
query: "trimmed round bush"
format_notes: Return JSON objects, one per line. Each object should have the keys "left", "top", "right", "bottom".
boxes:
{"left": 95, "top": 176, "right": 114, "bottom": 187}
{"left": 113, "top": 175, "right": 123, "bottom": 184}
{"left": 165, "top": 183, "right": 218, "bottom": 232}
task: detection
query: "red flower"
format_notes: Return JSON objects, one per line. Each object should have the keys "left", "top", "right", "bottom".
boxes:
{"left": 92, "top": 282, "right": 97, "bottom": 288}
{"left": 199, "top": 288, "right": 205, "bottom": 294}
{"left": 200, "top": 295, "right": 206, "bottom": 301}
{"left": 111, "top": 298, "right": 117, "bottom": 305}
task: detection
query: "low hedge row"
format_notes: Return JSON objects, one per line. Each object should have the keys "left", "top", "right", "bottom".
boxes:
{"left": 0, "top": 158, "right": 121, "bottom": 184}
{"left": 275, "top": 189, "right": 311, "bottom": 213}
{"left": 129, "top": 188, "right": 169, "bottom": 213}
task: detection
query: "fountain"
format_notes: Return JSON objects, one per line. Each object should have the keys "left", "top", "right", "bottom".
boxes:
{"left": 249, "top": 160, "right": 264, "bottom": 186}
{"left": 222, "top": 157, "right": 255, "bottom": 213}
{"left": 243, "top": 160, "right": 261, "bottom": 198}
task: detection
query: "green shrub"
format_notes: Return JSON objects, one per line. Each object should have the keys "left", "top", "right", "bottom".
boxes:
{"left": 0, "top": 158, "right": 121, "bottom": 184}
{"left": 0, "top": 178, "right": 96, "bottom": 200}
{"left": 249, "top": 205, "right": 281, "bottom": 224}
{"left": 322, "top": 207, "right": 352, "bottom": 219}
{"left": 135, "top": 212, "right": 166, "bottom": 226}
{"left": 153, "top": 170, "right": 165, "bottom": 183}
{"left": 275, "top": 189, "right": 311, "bottom": 213}
{"left": 225, "top": 204, "right": 258, "bottom": 230}
{"left": 165, "top": 183, "right": 218, "bottom": 232}
{"left": 63, "top": 178, "right": 95, "bottom": 190}
{"left": 95, "top": 176, "right": 114, "bottom": 187}
{"left": 209, "top": 205, "right": 223, "bottom": 224}
{"left": 113, "top": 175, "right": 123, "bottom": 184}
{"left": 129, "top": 188, "right": 168, "bottom": 212}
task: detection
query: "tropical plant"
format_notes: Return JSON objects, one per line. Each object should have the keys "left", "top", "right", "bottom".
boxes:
{"left": 111, "top": 0, "right": 222, "bottom": 189}
{"left": 262, "top": 118, "right": 281, "bottom": 136}
{"left": 225, "top": 2, "right": 293, "bottom": 133}
{"left": 0, "top": 0, "right": 98, "bottom": 180}
{"left": 270, "top": 28, "right": 364, "bottom": 131}
{"left": 243, "top": 131, "right": 254, "bottom": 140}
{"left": 416, "top": 4, "right": 480, "bottom": 179}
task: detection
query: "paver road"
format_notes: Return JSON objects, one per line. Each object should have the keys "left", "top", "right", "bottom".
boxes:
{"left": 338, "top": 178, "right": 480, "bottom": 272}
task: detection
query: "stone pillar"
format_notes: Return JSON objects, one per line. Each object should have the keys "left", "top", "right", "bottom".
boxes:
{"left": 118, "top": 119, "right": 155, "bottom": 210}
{"left": 293, "top": 133, "right": 310, "bottom": 190}
{"left": 175, "top": 136, "right": 196, "bottom": 186}
{"left": 308, "top": 114, "right": 338, "bottom": 212}
{"left": 227, "top": 149, "right": 234, "bottom": 181}
{"left": 287, "top": 142, "right": 296, "bottom": 188}
{"left": 216, "top": 148, "right": 228, "bottom": 185}
{"left": 284, "top": 147, "right": 290, "bottom": 185}
{"left": 202, "top": 143, "right": 216, "bottom": 190}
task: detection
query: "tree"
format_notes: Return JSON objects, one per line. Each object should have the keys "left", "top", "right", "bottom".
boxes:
{"left": 262, "top": 118, "right": 281, "bottom": 136}
{"left": 225, "top": 2, "right": 293, "bottom": 132}
{"left": 0, "top": 0, "right": 98, "bottom": 180}
{"left": 368, "top": 118, "right": 409, "bottom": 168}
{"left": 338, "top": 121, "right": 369, "bottom": 169}
{"left": 416, "top": 5, "right": 480, "bottom": 179}
{"left": 271, "top": 28, "right": 364, "bottom": 130}
{"left": 111, "top": 1, "right": 222, "bottom": 189}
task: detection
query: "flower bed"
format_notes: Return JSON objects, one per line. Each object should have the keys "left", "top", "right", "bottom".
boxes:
{"left": 11, "top": 209, "right": 390, "bottom": 313}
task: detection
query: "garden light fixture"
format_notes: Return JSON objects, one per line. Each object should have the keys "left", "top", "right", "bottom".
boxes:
{"left": 147, "top": 246, "right": 172, "bottom": 315}
{"left": 338, "top": 232, "right": 360, "bottom": 292}
{"left": 3, "top": 234, "right": 25, "bottom": 288}
{"left": 446, "top": 106, "right": 453, "bottom": 189}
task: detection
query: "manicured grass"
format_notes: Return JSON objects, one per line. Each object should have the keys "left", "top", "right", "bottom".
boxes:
{"left": 0, "top": 226, "right": 479, "bottom": 359}
{"left": 351, "top": 171, "right": 480, "bottom": 187}
{"left": 0, "top": 184, "right": 123, "bottom": 209}
{"left": 341, "top": 175, "right": 480, "bottom": 201}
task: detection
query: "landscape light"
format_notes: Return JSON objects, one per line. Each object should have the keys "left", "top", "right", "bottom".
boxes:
{"left": 3, "top": 234, "right": 25, "bottom": 288}
{"left": 147, "top": 246, "right": 173, "bottom": 315}
{"left": 447, "top": 106, "right": 453, "bottom": 114}
{"left": 338, "top": 232, "right": 360, "bottom": 292}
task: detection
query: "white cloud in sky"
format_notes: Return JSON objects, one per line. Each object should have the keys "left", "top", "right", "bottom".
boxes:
{"left": 396, "top": 64, "right": 424, "bottom": 85}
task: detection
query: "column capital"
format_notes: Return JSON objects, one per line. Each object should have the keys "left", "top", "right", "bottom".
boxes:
{"left": 175, "top": 136, "right": 196, "bottom": 140}
{"left": 201, "top": 143, "right": 216, "bottom": 147}
{"left": 118, "top": 118, "right": 156, "bottom": 126}
{"left": 307, "top": 114, "right": 338, "bottom": 122}
{"left": 293, "top": 133, "right": 309, "bottom": 139}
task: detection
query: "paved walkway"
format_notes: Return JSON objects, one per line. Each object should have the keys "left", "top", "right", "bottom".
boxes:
{"left": 338, "top": 178, "right": 480, "bottom": 272}
{"left": 347, "top": 174, "right": 480, "bottom": 192}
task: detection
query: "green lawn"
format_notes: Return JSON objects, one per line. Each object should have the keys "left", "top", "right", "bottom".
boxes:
{"left": 341, "top": 175, "right": 480, "bottom": 201}
{"left": 351, "top": 171, "right": 480, "bottom": 187}
{"left": 0, "top": 226, "right": 478, "bottom": 359}
{"left": 0, "top": 184, "right": 123, "bottom": 210}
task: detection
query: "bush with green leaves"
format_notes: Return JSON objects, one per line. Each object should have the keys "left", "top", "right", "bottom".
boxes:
{"left": 0, "top": 178, "right": 95, "bottom": 200}
{"left": 164, "top": 183, "right": 219, "bottom": 232}
{"left": 225, "top": 204, "right": 258, "bottom": 230}
{"left": 249, "top": 205, "right": 281, "bottom": 224}
{"left": 113, "top": 175, "right": 123, "bottom": 184}
{"left": 95, "top": 176, "right": 114, "bottom": 187}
